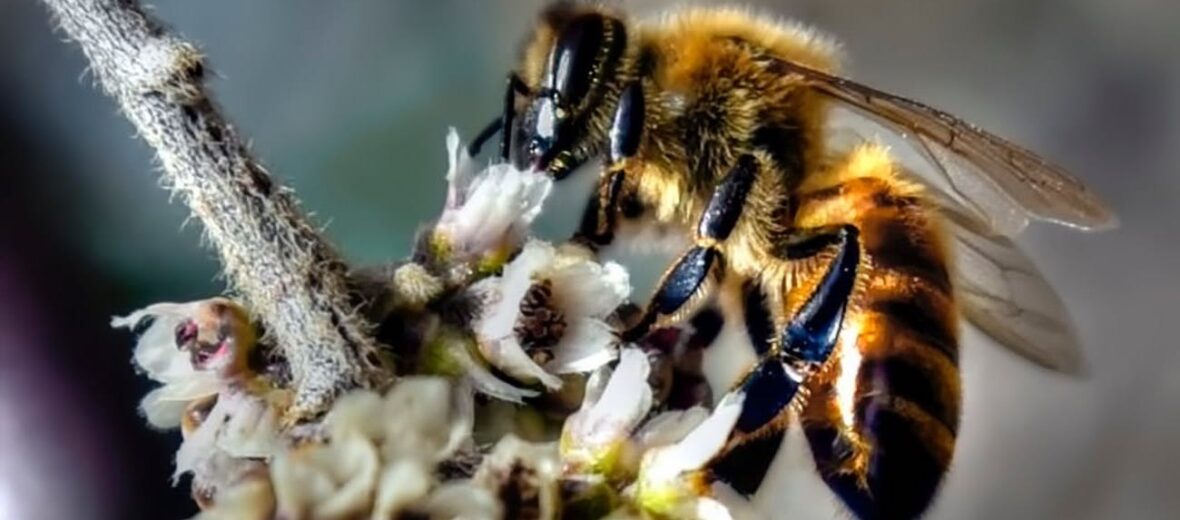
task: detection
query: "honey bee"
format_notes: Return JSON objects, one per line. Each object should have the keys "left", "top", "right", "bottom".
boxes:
{"left": 467, "top": 4, "right": 1116, "bottom": 519}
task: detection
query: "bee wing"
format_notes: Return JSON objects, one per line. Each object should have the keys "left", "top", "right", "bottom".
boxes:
{"left": 939, "top": 205, "right": 1086, "bottom": 374}
{"left": 780, "top": 60, "right": 1117, "bottom": 236}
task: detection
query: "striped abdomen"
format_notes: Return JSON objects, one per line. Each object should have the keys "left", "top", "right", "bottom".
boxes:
{"left": 788, "top": 144, "right": 961, "bottom": 520}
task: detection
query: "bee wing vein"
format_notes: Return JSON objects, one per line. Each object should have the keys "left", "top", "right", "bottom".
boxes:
{"left": 779, "top": 60, "right": 1117, "bottom": 235}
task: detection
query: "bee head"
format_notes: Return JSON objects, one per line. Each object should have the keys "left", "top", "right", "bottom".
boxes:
{"left": 519, "top": 7, "right": 627, "bottom": 178}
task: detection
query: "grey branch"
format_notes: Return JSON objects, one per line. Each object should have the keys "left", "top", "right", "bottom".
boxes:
{"left": 42, "top": 0, "right": 392, "bottom": 420}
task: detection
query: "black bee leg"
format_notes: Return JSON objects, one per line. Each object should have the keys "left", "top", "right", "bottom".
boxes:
{"left": 572, "top": 168, "right": 626, "bottom": 250}
{"left": 620, "top": 246, "right": 723, "bottom": 342}
{"left": 778, "top": 224, "right": 861, "bottom": 374}
{"left": 467, "top": 73, "right": 530, "bottom": 159}
{"left": 572, "top": 81, "right": 645, "bottom": 250}
{"left": 696, "top": 154, "right": 759, "bottom": 244}
{"left": 466, "top": 116, "right": 502, "bottom": 157}
{"left": 685, "top": 305, "right": 726, "bottom": 352}
{"left": 705, "top": 225, "right": 860, "bottom": 496}
{"left": 619, "top": 154, "right": 759, "bottom": 342}
{"left": 608, "top": 82, "right": 644, "bottom": 167}
{"left": 705, "top": 359, "right": 795, "bottom": 495}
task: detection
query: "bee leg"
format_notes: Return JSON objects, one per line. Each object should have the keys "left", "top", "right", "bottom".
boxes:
{"left": 620, "top": 246, "right": 723, "bottom": 342}
{"left": 467, "top": 73, "right": 530, "bottom": 159}
{"left": 778, "top": 224, "right": 860, "bottom": 372}
{"left": 705, "top": 229, "right": 860, "bottom": 495}
{"left": 685, "top": 305, "right": 726, "bottom": 352}
{"left": 619, "top": 154, "right": 759, "bottom": 342}
{"left": 572, "top": 81, "right": 644, "bottom": 249}
{"left": 696, "top": 155, "right": 759, "bottom": 243}
{"left": 466, "top": 116, "right": 502, "bottom": 157}
{"left": 608, "top": 82, "right": 644, "bottom": 166}
{"left": 704, "top": 358, "right": 794, "bottom": 495}
{"left": 572, "top": 168, "right": 625, "bottom": 250}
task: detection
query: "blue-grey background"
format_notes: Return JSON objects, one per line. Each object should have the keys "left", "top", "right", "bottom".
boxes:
{"left": 0, "top": 1, "right": 1176, "bottom": 518}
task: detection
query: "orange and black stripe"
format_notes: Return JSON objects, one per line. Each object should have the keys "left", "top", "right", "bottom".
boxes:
{"left": 792, "top": 147, "right": 961, "bottom": 520}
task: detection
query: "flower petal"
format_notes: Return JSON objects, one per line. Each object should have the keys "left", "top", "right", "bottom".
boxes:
{"left": 641, "top": 390, "right": 744, "bottom": 484}
{"left": 693, "top": 496, "right": 739, "bottom": 520}
{"left": 139, "top": 374, "right": 220, "bottom": 429}
{"left": 414, "top": 481, "right": 501, "bottom": 519}
{"left": 215, "top": 392, "right": 281, "bottom": 459}
{"left": 175, "top": 397, "right": 231, "bottom": 483}
{"left": 481, "top": 337, "right": 564, "bottom": 390}
{"left": 634, "top": 407, "right": 710, "bottom": 452}
{"left": 450, "top": 342, "right": 538, "bottom": 403}
{"left": 323, "top": 390, "right": 386, "bottom": 442}
{"left": 546, "top": 318, "right": 618, "bottom": 375}
{"left": 192, "top": 475, "right": 275, "bottom": 520}
{"left": 564, "top": 347, "right": 652, "bottom": 453}
{"left": 709, "top": 483, "right": 764, "bottom": 520}
{"left": 435, "top": 141, "right": 553, "bottom": 257}
{"left": 372, "top": 459, "right": 434, "bottom": 519}
{"left": 474, "top": 435, "right": 561, "bottom": 518}
{"left": 112, "top": 301, "right": 205, "bottom": 383}
{"left": 548, "top": 258, "right": 631, "bottom": 319}
{"left": 591, "top": 347, "right": 653, "bottom": 433}
{"left": 380, "top": 377, "right": 474, "bottom": 462}
{"left": 474, "top": 240, "right": 555, "bottom": 340}
{"left": 271, "top": 434, "right": 381, "bottom": 520}
{"left": 580, "top": 362, "right": 612, "bottom": 409}
{"left": 444, "top": 127, "right": 479, "bottom": 206}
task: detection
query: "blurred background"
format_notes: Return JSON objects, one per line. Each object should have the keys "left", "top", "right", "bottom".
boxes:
{"left": 1, "top": 0, "right": 1177, "bottom": 518}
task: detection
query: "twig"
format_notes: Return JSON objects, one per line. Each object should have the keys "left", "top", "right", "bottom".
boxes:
{"left": 42, "top": 0, "right": 392, "bottom": 421}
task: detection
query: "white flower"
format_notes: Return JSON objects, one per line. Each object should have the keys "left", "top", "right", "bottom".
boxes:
{"left": 447, "top": 336, "right": 541, "bottom": 403}
{"left": 632, "top": 391, "right": 747, "bottom": 519}
{"left": 560, "top": 348, "right": 653, "bottom": 475}
{"left": 412, "top": 481, "right": 502, "bottom": 520}
{"left": 471, "top": 435, "right": 561, "bottom": 519}
{"left": 324, "top": 377, "right": 474, "bottom": 464}
{"left": 468, "top": 240, "right": 630, "bottom": 394}
{"left": 434, "top": 128, "right": 552, "bottom": 260}
{"left": 271, "top": 433, "right": 381, "bottom": 520}
{"left": 114, "top": 298, "right": 286, "bottom": 507}
{"left": 377, "top": 377, "right": 474, "bottom": 463}
{"left": 371, "top": 459, "right": 435, "bottom": 519}
{"left": 111, "top": 299, "right": 252, "bottom": 428}
{"left": 175, "top": 389, "right": 282, "bottom": 483}
{"left": 191, "top": 474, "right": 275, "bottom": 520}
{"left": 633, "top": 407, "right": 710, "bottom": 454}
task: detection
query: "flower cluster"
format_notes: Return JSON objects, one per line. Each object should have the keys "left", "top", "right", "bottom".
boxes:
{"left": 112, "top": 298, "right": 287, "bottom": 508}
{"left": 463, "top": 239, "right": 630, "bottom": 400}
{"left": 199, "top": 378, "right": 492, "bottom": 519}
{"left": 113, "top": 130, "right": 763, "bottom": 519}
{"left": 186, "top": 349, "right": 761, "bottom": 520}
{"left": 430, "top": 128, "right": 552, "bottom": 282}
{"left": 409, "top": 131, "right": 630, "bottom": 404}
{"left": 559, "top": 348, "right": 763, "bottom": 520}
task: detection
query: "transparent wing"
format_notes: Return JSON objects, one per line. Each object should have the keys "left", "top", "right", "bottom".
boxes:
{"left": 826, "top": 123, "right": 1087, "bottom": 372}
{"left": 940, "top": 205, "right": 1086, "bottom": 374}
{"left": 777, "top": 59, "right": 1117, "bottom": 236}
